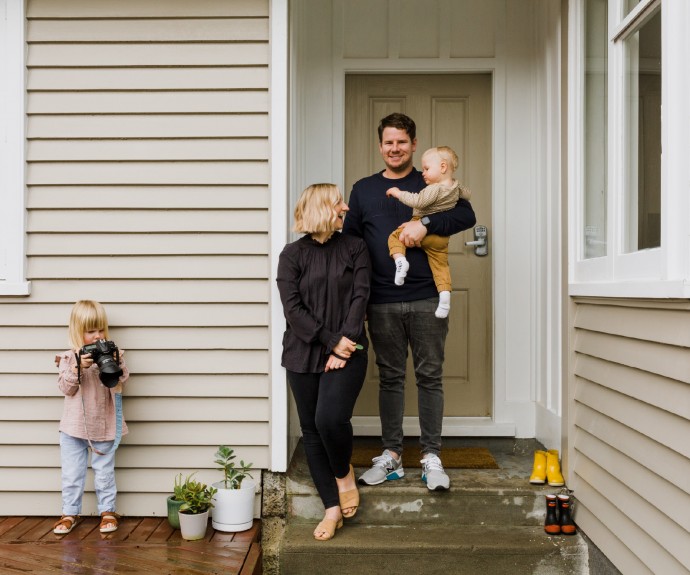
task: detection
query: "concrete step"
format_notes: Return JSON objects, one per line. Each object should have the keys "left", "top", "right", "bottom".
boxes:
{"left": 280, "top": 523, "right": 589, "bottom": 575}
{"left": 276, "top": 438, "right": 590, "bottom": 575}
{"left": 287, "top": 438, "right": 560, "bottom": 527}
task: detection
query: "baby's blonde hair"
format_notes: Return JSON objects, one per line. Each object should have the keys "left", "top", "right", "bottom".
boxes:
{"left": 423, "top": 146, "right": 459, "bottom": 173}
{"left": 68, "top": 300, "right": 110, "bottom": 350}
{"left": 293, "top": 183, "right": 343, "bottom": 234}
{"left": 423, "top": 146, "right": 471, "bottom": 199}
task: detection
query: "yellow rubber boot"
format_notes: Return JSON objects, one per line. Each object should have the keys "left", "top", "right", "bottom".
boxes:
{"left": 529, "top": 450, "right": 547, "bottom": 484}
{"left": 546, "top": 449, "right": 565, "bottom": 486}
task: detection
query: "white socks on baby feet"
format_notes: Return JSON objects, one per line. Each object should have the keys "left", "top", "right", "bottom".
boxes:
{"left": 435, "top": 291, "right": 451, "bottom": 318}
{"left": 394, "top": 257, "right": 410, "bottom": 286}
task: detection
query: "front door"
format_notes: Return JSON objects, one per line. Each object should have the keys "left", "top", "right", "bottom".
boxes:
{"left": 345, "top": 73, "right": 493, "bottom": 424}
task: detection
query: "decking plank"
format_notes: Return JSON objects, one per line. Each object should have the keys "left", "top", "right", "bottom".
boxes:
{"left": 0, "top": 518, "right": 261, "bottom": 575}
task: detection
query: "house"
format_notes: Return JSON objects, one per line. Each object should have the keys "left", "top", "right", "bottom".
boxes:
{"left": 0, "top": 0, "right": 688, "bottom": 573}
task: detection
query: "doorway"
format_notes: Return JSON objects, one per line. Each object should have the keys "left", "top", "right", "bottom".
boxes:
{"left": 345, "top": 73, "right": 493, "bottom": 424}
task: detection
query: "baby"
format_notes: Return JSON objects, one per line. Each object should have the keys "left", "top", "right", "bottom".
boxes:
{"left": 386, "top": 146, "right": 471, "bottom": 319}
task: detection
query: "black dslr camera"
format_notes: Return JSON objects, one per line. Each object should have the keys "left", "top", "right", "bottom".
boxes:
{"left": 78, "top": 339, "right": 123, "bottom": 388}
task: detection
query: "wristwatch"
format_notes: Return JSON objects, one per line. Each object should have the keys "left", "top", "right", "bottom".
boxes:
{"left": 420, "top": 216, "right": 431, "bottom": 227}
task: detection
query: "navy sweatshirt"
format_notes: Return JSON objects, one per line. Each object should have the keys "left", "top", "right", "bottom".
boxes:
{"left": 343, "top": 168, "right": 476, "bottom": 304}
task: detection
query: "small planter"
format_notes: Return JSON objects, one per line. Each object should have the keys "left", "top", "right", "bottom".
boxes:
{"left": 166, "top": 495, "right": 184, "bottom": 529}
{"left": 211, "top": 479, "right": 255, "bottom": 532}
{"left": 179, "top": 510, "right": 209, "bottom": 541}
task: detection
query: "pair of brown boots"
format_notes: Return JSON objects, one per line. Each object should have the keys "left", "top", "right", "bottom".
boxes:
{"left": 544, "top": 494, "right": 577, "bottom": 535}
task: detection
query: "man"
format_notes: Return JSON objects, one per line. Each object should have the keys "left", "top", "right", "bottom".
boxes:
{"left": 343, "top": 113, "right": 476, "bottom": 490}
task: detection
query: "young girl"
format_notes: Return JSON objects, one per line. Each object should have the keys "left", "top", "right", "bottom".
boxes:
{"left": 53, "top": 300, "right": 129, "bottom": 535}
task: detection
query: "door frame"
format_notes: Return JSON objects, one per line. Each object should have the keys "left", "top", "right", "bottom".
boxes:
{"left": 274, "top": 1, "right": 566, "bottom": 470}
{"left": 336, "top": 65, "right": 517, "bottom": 439}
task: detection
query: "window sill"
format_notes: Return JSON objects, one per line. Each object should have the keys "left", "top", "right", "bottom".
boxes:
{"left": 0, "top": 281, "right": 32, "bottom": 296}
{"left": 569, "top": 279, "right": 690, "bottom": 299}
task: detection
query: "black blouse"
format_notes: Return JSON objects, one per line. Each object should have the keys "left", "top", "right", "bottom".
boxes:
{"left": 276, "top": 232, "right": 371, "bottom": 373}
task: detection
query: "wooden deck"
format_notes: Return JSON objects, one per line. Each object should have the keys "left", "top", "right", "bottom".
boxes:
{"left": 0, "top": 516, "right": 262, "bottom": 575}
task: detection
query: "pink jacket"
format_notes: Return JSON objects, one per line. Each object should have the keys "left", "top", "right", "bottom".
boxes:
{"left": 57, "top": 350, "right": 130, "bottom": 441}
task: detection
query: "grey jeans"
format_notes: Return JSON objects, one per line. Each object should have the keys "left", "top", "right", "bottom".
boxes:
{"left": 366, "top": 297, "right": 449, "bottom": 457}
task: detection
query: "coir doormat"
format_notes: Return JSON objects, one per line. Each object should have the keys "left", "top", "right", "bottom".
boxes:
{"left": 351, "top": 444, "right": 499, "bottom": 469}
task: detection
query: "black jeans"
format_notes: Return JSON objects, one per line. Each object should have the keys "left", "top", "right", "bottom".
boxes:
{"left": 367, "top": 297, "right": 449, "bottom": 457}
{"left": 287, "top": 350, "right": 367, "bottom": 509}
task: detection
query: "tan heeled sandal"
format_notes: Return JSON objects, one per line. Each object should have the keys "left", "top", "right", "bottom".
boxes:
{"left": 313, "top": 517, "right": 343, "bottom": 541}
{"left": 338, "top": 464, "right": 360, "bottom": 519}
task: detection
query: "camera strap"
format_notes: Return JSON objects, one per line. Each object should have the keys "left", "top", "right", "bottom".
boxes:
{"left": 76, "top": 358, "right": 123, "bottom": 456}
{"left": 79, "top": 389, "right": 123, "bottom": 456}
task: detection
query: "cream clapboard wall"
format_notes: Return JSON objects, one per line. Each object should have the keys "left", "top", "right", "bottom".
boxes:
{"left": 0, "top": 0, "right": 271, "bottom": 516}
{"left": 570, "top": 299, "right": 690, "bottom": 574}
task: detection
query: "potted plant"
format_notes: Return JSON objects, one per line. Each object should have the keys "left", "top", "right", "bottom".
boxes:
{"left": 211, "top": 445, "right": 256, "bottom": 532}
{"left": 177, "top": 475, "right": 217, "bottom": 540}
{"left": 166, "top": 472, "right": 191, "bottom": 529}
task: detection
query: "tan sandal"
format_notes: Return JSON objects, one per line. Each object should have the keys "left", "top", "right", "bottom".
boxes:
{"left": 338, "top": 464, "right": 359, "bottom": 518}
{"left": 53, "top": 515, "right": 78, "bottom": 535}
{"left": 313, "top": 517, "right": 343, "bottom": 541}
{"left": 99, "top": 511, "right": 120, "bottom": 533}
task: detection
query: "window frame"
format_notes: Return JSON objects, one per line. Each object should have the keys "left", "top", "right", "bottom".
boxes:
{"left": 0, "top": 0, "right": 30, "bottom": 296}
{"left": 568, "top": 0, "right": 690, "bottom": 298}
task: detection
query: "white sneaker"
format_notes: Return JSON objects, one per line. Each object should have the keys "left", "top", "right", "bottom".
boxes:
{"left": 421, "top": 454, "right": 450, "bottom": 491}
{"left": 394, "top": 258, "right": 410, "bottom": 286}
{"left": 358, "top": 449, "right": 405, "bottom": 485}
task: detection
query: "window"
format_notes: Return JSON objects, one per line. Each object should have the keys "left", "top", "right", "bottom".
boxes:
{"left": 569, "top": 0, "right": 690, "bottom": 297}
{"left": 0, "top": 0, "right": 30, "bottom": 295}
{"left": 621, "top": 6, "right": 661, "bottom": 252}
{"left": 583, "top": 0, "right": 608, "bottom": 260}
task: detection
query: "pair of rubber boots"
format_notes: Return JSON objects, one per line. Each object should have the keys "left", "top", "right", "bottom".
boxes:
{"left": 544, "top": 494, "right": 577, "bottom": 535}
{"left": 529, "top": 449, "right": 564, "bottom": 486}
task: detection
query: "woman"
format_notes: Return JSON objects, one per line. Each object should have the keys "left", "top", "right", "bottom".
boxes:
{"left": 277, "top": 183, "right": 370, "bottom": 541}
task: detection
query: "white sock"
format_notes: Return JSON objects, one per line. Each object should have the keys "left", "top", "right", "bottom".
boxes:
{"left": 394, "top": 257, "right": 410, "bottom": 286}
{"left": 435, "top": 291, "right": 451, "bottom": 318}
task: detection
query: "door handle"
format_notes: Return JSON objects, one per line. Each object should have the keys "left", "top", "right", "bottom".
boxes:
{"left": 465, "top": 225, "right": 488, "bottom": 256}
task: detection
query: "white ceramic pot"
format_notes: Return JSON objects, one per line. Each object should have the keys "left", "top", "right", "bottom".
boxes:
{"left": 211, "top": 479, "right": 255, "bottom": 532}
{"left": 178, "top": 509, "right": 209, "bottom": 540}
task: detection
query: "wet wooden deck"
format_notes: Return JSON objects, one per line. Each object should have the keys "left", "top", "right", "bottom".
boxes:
{"left": 0, "top": 516, "right": 261, "bottom": 574}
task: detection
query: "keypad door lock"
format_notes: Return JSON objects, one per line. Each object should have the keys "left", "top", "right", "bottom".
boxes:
{"left": 465, "top": 225, "right": 488, "bottom": 256}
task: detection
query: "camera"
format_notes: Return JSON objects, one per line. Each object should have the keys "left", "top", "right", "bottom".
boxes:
{"left": 79, "top": 339, "right": 123, "bottom": 388}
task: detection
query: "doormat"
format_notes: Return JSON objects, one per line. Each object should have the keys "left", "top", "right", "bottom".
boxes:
{"left": 351, "top": 445, "right": 499, "bottom": 469}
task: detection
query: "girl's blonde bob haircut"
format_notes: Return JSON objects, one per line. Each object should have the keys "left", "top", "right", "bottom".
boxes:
{"left": 68, "top": 300, "right": 111, "bottom": 350}
{"left": 293, "top": 183, "right": 344, "bottom": 234}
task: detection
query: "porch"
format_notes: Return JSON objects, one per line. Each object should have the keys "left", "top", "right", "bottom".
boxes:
{"left": 0, "top": 516, "right": 262, "bottom": 574}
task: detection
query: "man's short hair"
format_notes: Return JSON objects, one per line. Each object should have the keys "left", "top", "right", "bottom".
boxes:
{"left": 377, "top": 113, "right": 416, "bottom": 143}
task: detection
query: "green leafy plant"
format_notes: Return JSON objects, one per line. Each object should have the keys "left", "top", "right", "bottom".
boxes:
{"left": 173, "top": 472, "right": 196, "bottom": 502}
{"left": 214, "top": 445, "right": 253, "bottom": 489}
{"left": 178, "top": 476, "right": 217, "bottom": 515}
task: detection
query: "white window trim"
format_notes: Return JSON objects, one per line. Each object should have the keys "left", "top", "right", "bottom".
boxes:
{"left": 0, "top": 0, "right": 30, "bottom": 296}
{"left": 568, "top": 0, "right": 690, "bottom": 298}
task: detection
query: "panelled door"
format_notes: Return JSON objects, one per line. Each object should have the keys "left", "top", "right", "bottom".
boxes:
{"left": 345, "top": 73, "right": 493, "bottom": 421}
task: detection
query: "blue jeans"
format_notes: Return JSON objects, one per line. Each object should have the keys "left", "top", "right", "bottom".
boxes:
{"left": 59, "top": 432, "right": 117, "bottom": 515}
{"left": 367, "top": 297, "right": 449, "bottom": 457}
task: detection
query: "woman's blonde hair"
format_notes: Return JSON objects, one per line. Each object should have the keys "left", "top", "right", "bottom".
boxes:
{"left": 68, "top": 300, "right": 110, "bottom": 350}
{"left": 293, "top": 183, "right": 343, "bottom": 234}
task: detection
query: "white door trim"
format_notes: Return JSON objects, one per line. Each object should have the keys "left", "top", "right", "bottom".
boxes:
{"left": 269, "top": 0, "right": 290, "bottom": 472}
